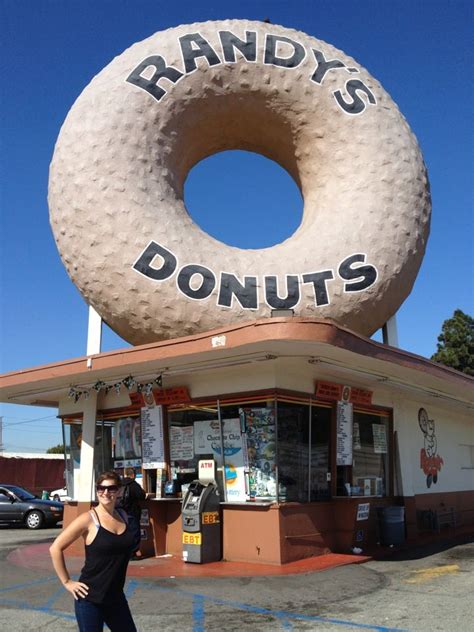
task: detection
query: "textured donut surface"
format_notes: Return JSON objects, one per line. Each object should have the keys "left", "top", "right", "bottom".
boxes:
{"left": 49, "top": 20, "right": 431, "bottom": 345}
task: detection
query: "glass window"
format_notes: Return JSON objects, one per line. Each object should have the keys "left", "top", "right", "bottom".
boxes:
{"left": 310, "top": 405, "right": 332, "bottom": 501}
{"left": 168, "top": 404, "right": 219, "bottom": 491}
{"left": 114, "top": 416, "right": 142, "bottom": 461}
{"left": 277, "top": 402, "right": 309, "bottom": 502}
{"left": 277, "top": 401, "right": 331, "bottom": 502}
{"left": 239, "top": 405, "right": 276, "bottom": 501}
{"left": 336, "top": 411, "right": 389, "bottom": 497}
{"left": 168, "top": 400, "right": 277, "bottom": 502}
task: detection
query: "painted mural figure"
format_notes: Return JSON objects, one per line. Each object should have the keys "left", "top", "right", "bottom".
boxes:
{"left": 418, "top": 408, "right": 444, "bottom": 488}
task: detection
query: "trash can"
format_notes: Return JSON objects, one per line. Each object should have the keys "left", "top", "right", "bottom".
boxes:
{"left": 182, "top": 480, "right": 221, "bottom": 563}
{"left": 378, "top": 506, "right": 405, "bottom": 546}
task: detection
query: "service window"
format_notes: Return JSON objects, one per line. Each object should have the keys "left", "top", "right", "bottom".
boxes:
{"left": 277, "top": 401, "right": 331, "bottom": 502}
{"left": 336, "top": 411, "right": 390, "bottom": 497}
{"left": 168, "top": 398, "right": 277, "bottom": 502}
{"left": 167, "top": 404, "right": 218, "bottom": 491}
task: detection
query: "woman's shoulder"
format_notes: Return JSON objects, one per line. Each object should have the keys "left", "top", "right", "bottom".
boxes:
{"left": 71, "top": 509, "right": 95, "bottom": 530}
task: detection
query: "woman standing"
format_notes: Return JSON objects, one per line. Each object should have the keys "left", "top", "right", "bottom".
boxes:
{"left": 49, "top": 471, "right": 137, "bottom": 631}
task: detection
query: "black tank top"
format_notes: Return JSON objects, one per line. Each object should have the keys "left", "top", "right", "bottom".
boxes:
{"left": 79, "top": 508, "right": 135, "bottom": 604}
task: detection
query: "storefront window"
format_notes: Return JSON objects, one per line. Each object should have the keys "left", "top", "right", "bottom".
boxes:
{"left": 310, "top": 405, "right": 332, "bottom": 501}
{"left": 168, "top": 400, "right": 277, "bottom": 502}
{"left": 278, "top": 402, "right": 309, "bottom": 502}
{"left": 168, "top": 405, "right": 218, "bottom": 492}
{"left": 62, "top": 418, "right": 114, "bottom": 498}
{"left": 239, "top": 405, "right": 276, "bottom": 500}
{"left": 336, "top": 411, "right": 390, "bottom": 497}
{"left": 277, "top": 401, "right": 331, "bottom": 502}
{"left": 113, "top": 416, "right": 142, "bottom": 466}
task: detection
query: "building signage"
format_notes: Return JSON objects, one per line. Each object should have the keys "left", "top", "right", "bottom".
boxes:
{"left": 130, "top": 387, "right": 191, "bottom": 407}
{"left": 336, "top": 401, "right": 353, "bottom": 466}
{"left": 141, "top": 405, "right": 165, "bottom": 469}
{"left": 127, "top": 30, "right": 377, "bottom": 116}
{"left": 133, "top": 242, "right": 378, "bottom": 311}
{"left": 316, "top": 381, "right": 373, "bottom": 406}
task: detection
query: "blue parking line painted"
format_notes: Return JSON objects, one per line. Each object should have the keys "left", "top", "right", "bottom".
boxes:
{"left": 141, "top": 583, "right": 409, "bottom": 632}
{"left": 124, "top": 579, "right": 140, "bottom": 600}
{"left": 0, "top": 576, "right": 56, "bottom": 594}
{"left": 43, "top": 585, "right": 66, "bottom": 609}
{"left": 0, "top": 597, "right": 76, "bottom": 621}
{"left": 193, "top": 594, "right": 205, "bottom": 632}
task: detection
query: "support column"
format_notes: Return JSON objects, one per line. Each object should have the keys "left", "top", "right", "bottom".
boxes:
{"left": 77, "top": 390, "right": 98, "bottom": 502}
{"left": 87, "top": 305, "right": 103, "bottom": 356}
{"left": 382, "top": 314, "right": 399, "bottom": 347}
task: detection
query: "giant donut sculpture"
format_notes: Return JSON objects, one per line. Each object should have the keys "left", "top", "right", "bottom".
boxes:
{"left": 49, "top": 20, "right": 431, "bottom": 345}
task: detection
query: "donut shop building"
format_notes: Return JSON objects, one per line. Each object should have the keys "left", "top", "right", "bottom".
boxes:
{"left": 1, "top": 317, "right": 472, "bottom": 564}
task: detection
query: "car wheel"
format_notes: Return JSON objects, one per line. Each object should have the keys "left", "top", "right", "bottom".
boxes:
{"left": 25, "top": 510, "right": 44, "bottom": 530}
{"left": 53, "top": 494, "right": 60, "bottom": 501}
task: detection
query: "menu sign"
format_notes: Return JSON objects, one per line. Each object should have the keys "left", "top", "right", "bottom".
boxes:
{"left": 337, "top": 401, "right": 353, "bottom": 466}
{"left": 141, "top": 405, "right": 165, "bottom": 469}
{"left": 169, "top": 425, "right": 194, "bottom": 461}
{"left": 372, "top": 424, "right": 387, "bottom": 454}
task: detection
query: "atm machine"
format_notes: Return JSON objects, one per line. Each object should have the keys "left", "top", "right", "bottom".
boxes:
{"left": 181, "top": 460, "right": 222, "bottom": 563}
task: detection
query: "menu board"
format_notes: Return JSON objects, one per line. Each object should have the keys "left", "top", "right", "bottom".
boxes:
{"left": 372, "top": 424, "right": 387, "bottom": 454}
{"left": 140, "top": 406, "right": 165, "bottom": 469}
{"left": 169, "top": 425, "right": 194, "bottom": 461}
{"left": 336, "top": 401, "right": 353, "bottom": 466}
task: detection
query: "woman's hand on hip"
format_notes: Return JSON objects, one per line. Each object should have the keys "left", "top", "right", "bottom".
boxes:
{"left": 64, "top": 579, "right": 89, "bottom": 600}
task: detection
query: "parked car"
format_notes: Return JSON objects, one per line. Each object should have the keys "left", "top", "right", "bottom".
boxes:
{"left": 0, "top": 484, "right": 63, "bottom": 529}
{"left": 49, "top": 486, "right": 71, "bottom": 502}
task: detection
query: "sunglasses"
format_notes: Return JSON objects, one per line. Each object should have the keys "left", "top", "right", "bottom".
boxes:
{"left": 96, "top": 484, "right": 119, "bottom": 494}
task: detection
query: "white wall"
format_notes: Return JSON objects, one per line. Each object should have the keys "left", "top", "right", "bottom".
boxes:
{"left": 395, "top": 397, "right": 474, "bottom": 496}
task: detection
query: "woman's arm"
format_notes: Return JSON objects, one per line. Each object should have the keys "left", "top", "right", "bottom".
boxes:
{"left": 49, "top": 511, "right": 91, "bottom": 599}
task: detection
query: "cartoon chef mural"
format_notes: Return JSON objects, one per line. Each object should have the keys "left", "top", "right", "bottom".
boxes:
{"left": 418, "top": 408, "right": 444, "bottom": 488}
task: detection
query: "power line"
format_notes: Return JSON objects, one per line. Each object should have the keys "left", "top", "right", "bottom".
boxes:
{"left": 3, "top": 415, "right": 57, "bottom": 427}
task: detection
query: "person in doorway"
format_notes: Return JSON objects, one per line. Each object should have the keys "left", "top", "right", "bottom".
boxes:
{"left": 117, "top": 467, "right": 146, "bottom": 559}
{"left": 49, "top": 471, "right": 137, "bottom": 632}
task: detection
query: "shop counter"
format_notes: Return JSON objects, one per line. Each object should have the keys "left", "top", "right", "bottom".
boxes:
{"left": 138, "top": 498, "right": 182, "bottom": 557}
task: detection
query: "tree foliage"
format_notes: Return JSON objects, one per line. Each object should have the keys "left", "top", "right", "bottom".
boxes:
{"left": 46, "top": 443, "right": 65, "bottom": 454}
{"left": 431, "top": 309, "right": 474, "bottom": 376}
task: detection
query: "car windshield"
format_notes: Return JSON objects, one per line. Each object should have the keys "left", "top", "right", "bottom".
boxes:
{"left": 7, "top": 486, "right": 36, "bottom": 500}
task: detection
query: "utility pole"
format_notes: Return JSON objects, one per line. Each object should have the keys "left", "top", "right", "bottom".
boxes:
{"left": 0, "top": 416, "right": 3, "bottom": 453}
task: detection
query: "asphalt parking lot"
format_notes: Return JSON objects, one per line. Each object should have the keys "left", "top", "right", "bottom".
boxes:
{"left": 0, "top": 526, "right": 473, "bottom": 631}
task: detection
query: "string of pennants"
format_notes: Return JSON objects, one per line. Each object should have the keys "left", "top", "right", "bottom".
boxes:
{"left": 68, "top": 374, "right": 163, "bottom": 403}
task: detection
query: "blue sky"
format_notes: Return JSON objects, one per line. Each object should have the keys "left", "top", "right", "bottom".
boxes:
{"left": 1, "top": 0, "right": 473, "bottom": 453}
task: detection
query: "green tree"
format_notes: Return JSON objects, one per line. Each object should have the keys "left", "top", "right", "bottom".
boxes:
{"left": 46, "top": 443, "right": 65, "bottom": 454}
{"left": 431, "top": 309, "right": 474, "bottom": 375}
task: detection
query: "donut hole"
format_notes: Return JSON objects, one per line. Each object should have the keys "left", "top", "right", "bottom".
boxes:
{"left": 184, "top": 150, "right": 303, "bottom": 249}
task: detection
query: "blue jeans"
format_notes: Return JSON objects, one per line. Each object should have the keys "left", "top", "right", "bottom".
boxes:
{"left": 75, "top": 592, "right": 137, "bottom": 631}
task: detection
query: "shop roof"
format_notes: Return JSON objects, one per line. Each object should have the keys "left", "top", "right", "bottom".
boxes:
{"left": 0, "top": 318, "right": 473, "bottom": 410}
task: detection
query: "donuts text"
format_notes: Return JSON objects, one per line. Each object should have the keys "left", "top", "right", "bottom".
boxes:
{"left": 133, "top": 241, "right": 378, "bottom": 310}
{"left": 126, "top": 30, "right": 377, "bottom": 116}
